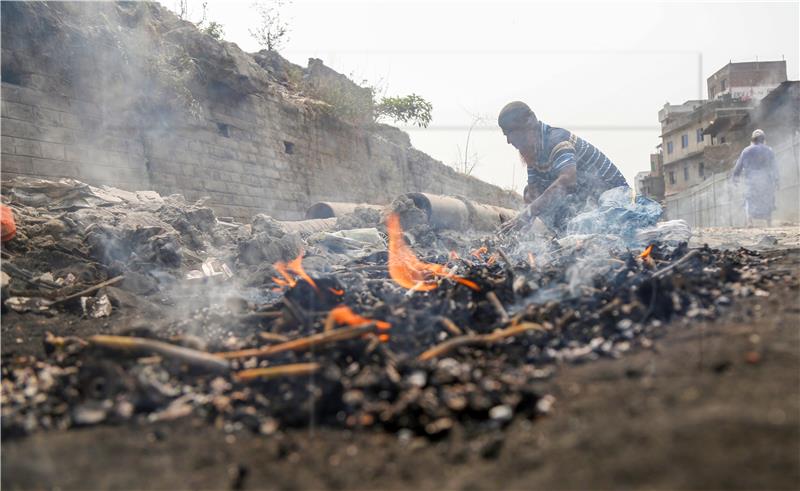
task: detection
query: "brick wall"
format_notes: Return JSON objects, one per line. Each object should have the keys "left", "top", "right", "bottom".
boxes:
{"left": 0, "top": 2, "right": 519, "bottom": 221}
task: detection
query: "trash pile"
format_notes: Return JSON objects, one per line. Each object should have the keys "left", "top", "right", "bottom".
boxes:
{"left": 2, "top": 177, "right": 793, "bottom": 440}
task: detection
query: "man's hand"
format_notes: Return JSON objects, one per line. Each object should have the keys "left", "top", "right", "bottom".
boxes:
{"left": 523, "top": 184, "right": 539, "bottom": 204}
{"left": 498, "top": 206, "right": 532, "bottom": 235}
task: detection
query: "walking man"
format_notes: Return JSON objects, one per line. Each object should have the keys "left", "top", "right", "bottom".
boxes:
{"left": 732, "top": 129, "right": 780, "bottom": 227}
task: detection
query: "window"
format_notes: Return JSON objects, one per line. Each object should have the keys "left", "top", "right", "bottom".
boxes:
{"left": 709, "top": 87, "right": 715, "bottom": 99}
{"left": 720, "top": 136, "right": 727, "bottom": 144}
{"left": 284, "top": 141, "right": 295, "bottom": 154}
{"left": 721, "top": 79, "right": 727, "bottom": 91}
{"left": 699, "top": 162, "right": 705, "bottom": 178}
{"left": 696, "top": 128, "right": 704, "bottom": 143}
{"left": 667, "top": 141, "right": 674, "bottom": 154}
{"left": 669, "top": 171, "right": 676, "bottom": 184}
{"left": 683, "top": 166, "right": 689, "bottom": 181}
{"left": 681, "top": 134, "right": 689, "bottom": 148}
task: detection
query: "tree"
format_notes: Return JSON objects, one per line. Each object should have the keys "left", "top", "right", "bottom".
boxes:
{"left": 374, "top": 94, "right": 433, "bottom": 128}
{"left": 452, "top": 115, "right": 485, "bottom": 175}
{"left": 249, "top": 0, "right": 291, "bottom": 52}
{"left": 175, "top": 1, "right": 225, "bottom": 40}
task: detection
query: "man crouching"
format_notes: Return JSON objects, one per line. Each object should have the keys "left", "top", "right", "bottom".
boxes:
{"left": 498, "top": 101, "right": 629, "bottom": 235}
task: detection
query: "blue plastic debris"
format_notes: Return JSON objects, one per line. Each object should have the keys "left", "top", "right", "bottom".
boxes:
{"left": 566, "top": 186, "right": 663, "bottom": 240}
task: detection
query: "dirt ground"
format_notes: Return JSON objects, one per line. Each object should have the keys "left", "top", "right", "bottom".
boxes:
{"left": 3, "top": 247, "right": 799, "bottom": 490}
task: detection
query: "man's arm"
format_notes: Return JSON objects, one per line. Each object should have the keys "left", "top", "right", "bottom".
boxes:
{"left": 732, "top": 150, "right": 745, "bottom": 180}
{"left": 522, "top": 165, "right": 577, "bottom": 220}
{"left": 500, "top": 169, "right": 575, "bottom": 234}
{"left": 523, "top": 183, "right": 542, "bottom": 204}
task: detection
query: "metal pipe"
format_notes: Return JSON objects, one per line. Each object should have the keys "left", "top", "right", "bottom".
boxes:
{"left": 305, "top": 201, "right": 384, "bottom": 219}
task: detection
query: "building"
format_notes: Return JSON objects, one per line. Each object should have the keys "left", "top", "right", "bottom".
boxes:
{"left": 634, "top": 171, "right": 649, "bottom": 195}
{"left": 707, "top": 60, "right": 788, "bottom": 102}
{"left": 659, "top": 100, "right": 712, "bottom": 196}
{"left": 751, "top": 80, "right": 800, "bottom": 144}
{"left": 640, "top": 150, "right": 665, "bottom": 201}
{"left": 703, "top": 81, "right": 799, "bottom": 172}
{"left": 659, "top": 60, "right": 789, "bottom": 196}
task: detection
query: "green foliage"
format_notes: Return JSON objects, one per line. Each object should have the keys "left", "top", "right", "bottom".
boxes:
{"left": 175, "top": 0, "right": 225, "bottom": 41}
{"left": 374, "top": 94, "right": 433, "bottom": 128}
{"left": 306, "top": 79, "right": 373, "bottom": 124}
{"left": 200, "top": 21, "right": 224, "bottom": 40}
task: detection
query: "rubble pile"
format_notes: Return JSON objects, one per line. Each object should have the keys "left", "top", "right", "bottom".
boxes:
{"left": 2, "top": 178, "right": 795, "bottom": 440}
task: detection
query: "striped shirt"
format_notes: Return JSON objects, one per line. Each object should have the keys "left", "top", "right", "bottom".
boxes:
{"left": 527, "top": 122, "right": 628, "bottom": 196}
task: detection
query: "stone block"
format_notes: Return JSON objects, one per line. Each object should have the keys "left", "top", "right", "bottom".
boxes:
{"left": 1, "top": 118, "right": 40, "bottom": 140}
{"left": 1, "top": 136, "right": 14, "bottom": 152}
{"left": 1, "top": 154, "right": 33, "bottom": 174}
{"left": 37, "top": 124, "right": 76, "bottom": 144}
{"left": 31, "top": 157, "right": 79, "bottom": 178}
{"left": 2, "top": 101, "right": 34, "bottom": 121}
{"left": 32, "top": 106, "right": 63, "bottom": 127}
{"left": 59, "top": 112, "right": 83, "bottom": 130}
{"left": 11, "top": 137, "right": 42, "bottom": 158}
{"left": 39, "top": 141, "right": 65, "bottom": 160}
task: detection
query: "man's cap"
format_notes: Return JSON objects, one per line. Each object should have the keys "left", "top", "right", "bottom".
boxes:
{"left": 498, "top": 101, "right": 536, "bottom": 132}
{"left": 752, "top": 129, "right": 766, "bottom": 140}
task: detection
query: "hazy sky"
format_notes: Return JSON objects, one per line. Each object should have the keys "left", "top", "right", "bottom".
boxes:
{"left": 169, "top": 0, "right": 799, "bottom": 193}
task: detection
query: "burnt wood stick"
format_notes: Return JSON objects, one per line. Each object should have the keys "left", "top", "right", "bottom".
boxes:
{"left": 88, "top": 334, "right": 230, "bottom": 373}
{"left": 652, "top": 249, "right": 701, "bottom": 280}
{"left": 437, "top": 316, "right": 464, "bottom": 336}
{"left": 417, "top": 322, "right": 546, "bottom": 361}
{"left": 215, "top": 323, "right": 377, "bottom": 360}
{"left": 258, "top": 332, "right": 290, "bottom": 343}
{"left": 497, "top": 248, "right": 514, "bottom": 272}
{"left": 281, "top": 297, "right": 308, "bottom": 326}
{"left": 51, "top": 275, "right": 125, "bottom": 305}
{"left": 234, "top": 362, "right": 320, "bottom": 382}
{"left": 486, "top": 291, "right": 510, "bottom": 324}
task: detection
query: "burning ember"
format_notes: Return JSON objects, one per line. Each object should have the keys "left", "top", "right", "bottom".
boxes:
{"left": 272, "top": 249, "right": 318, "bottom": 291}
{"left": 1, "top": 177, "right": 795, "bottom": 446}
{"left": 327, "top": 305, "right": 391, "bottom": 342}
{"left": 386, "top": 213, "right": 480, "bottom": 292}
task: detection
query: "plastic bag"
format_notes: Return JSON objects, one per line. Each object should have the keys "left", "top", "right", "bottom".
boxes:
{"left": 566, "top": 186, "right": 662, "bottom": 240}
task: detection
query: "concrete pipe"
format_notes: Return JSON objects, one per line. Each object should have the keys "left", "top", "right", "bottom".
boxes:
{"left": 401, "top": 192, "right": 519, "bottom": 231}
{"left": 277, "top": 217, "right": 338, "bottom": 235}
{"left": 403, "top": 192, "right": 470, "bottom": 230}
{"left": 461, "top": 200, "right": 519, "bottom": 230}
{"left": 305, "top": 201, "right": 384, "bottom": 219}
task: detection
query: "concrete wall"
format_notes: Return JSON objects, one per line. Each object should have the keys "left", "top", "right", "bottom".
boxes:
{"left": 664, "top": 139, "right": 800, "bottom": 226}
{"left": 0, "top": 2, "right": 519, "bottom": 221}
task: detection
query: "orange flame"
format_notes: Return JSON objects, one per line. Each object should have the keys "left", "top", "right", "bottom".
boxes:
{"left": 639, "top": 244, "right": 654, "bottom": 259}
{"left": 287, "top": 251, "right": 318, "bottom": 291}
{"left": 449, "top": 250, "right": 460, "bottom": 261}
{"left": 330, "top": 305, "right": 391, "bottom": 331}
{"left": 328, "top": 287, "right": 345, "bottom": 296}
{"left": 386, "top": 213, "right": 480, "bottom": 292}
{"left": 470, "top": 246, "right": 488, "bottom": 258}
{"left": 272, "top": 263, "right": 296, "bottom": 287}
{"left": 487, "top": 253, "right": 498, "bottom": 266}
{"left": 272, "top": 250, "right": 318, "bottom": 291}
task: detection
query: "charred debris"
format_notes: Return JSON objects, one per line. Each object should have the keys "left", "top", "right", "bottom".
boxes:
{"left": 1, "top": 177, "right": 793, "bottom": 440}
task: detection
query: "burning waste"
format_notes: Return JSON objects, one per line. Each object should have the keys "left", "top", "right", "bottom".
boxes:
{"left": 1, "top": 177, "right": 794, "bottom": 441}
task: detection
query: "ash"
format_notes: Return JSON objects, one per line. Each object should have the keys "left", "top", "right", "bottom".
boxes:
{"left": 1, "top": 177, "right": 795, "bottom": 440}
